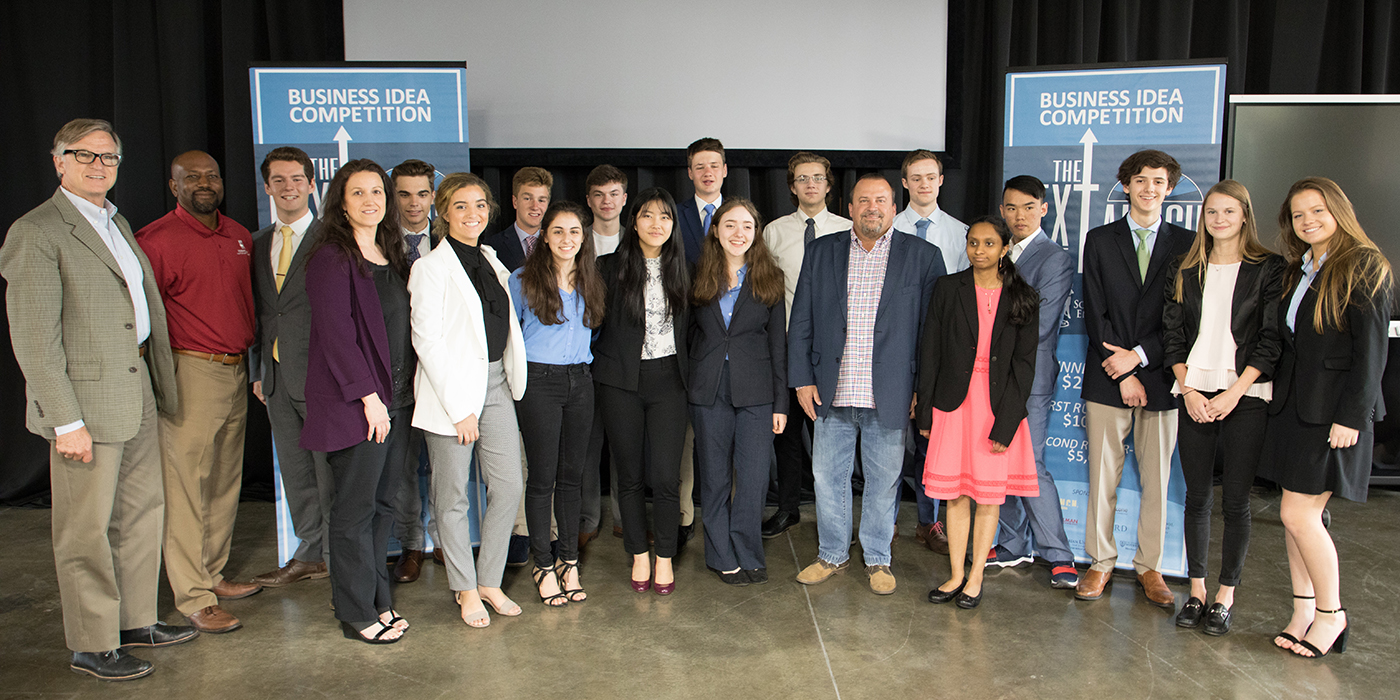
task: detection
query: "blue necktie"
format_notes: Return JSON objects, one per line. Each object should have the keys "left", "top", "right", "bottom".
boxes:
{"left": 915, "top": 217, "right": 931, "bottom": 241}
{"left": 702, "top": 203, "right": 715, "bottom": 233}
{"left": 406, "top": 233, "right": 426, "bottom": 263}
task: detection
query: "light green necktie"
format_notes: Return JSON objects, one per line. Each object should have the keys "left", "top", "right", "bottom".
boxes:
{"left": 1134, "top": 228, "right": 1151, "bottom": 282}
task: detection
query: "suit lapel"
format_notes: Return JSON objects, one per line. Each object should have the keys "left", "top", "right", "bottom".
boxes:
{"left": 875, "top": 231, "right": 901, "bottom": 322}
{"left": 52, "top": 190, "right": 124, "bottom": 278}
{"left": 990, "top": 281, "right": 1011, "bottom": 346}
{"left": 283, "top": 220, "right": 320, "bottom": 295}
{"left": 835, "top": 232, "right": 850, "bottom": 326}
{"left": 1114, "top": 219, "right": 1141, "bottom": 289}
{"left": 958, "top": 272, "right": 977, "bottom": 333}
{"left": 1143, "top": 224, "right": 1179, "bottom": 287}
{"left": 1232, "top": 257, "right": 1260, "bottom": 322}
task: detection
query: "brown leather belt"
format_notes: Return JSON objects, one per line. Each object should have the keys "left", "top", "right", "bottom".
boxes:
{"left": 173, "top": 348, "right": 244, "bottom": 365}
{"left": 138, "top": 342, "right": 148, "bottom": 358}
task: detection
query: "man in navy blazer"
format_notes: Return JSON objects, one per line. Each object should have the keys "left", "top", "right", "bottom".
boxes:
{"left": 676, "top": 137, "right": 727, "bottom": 265}
{"left": 1076, "top": 151, "right": 1194, "bottom": 607}
{"left": 483, "top": 166, "right": 552, "bottom": 272}
{"left": 788, "top": 173, "right": 945, "bottom": 595}
{"left": 993, "top": 176, "right": 1079, "bottom": 588}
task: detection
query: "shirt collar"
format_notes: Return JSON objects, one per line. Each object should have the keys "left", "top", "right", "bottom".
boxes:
{"left": 513, "top": 222, "right": 537, "bottom": 243}
{"left": 797, "top": 208, "right": 829, "bottom": 224}
{"left": 1302, "top": 248, "right": 1329, "bottom": 274}
{"left": 851, "top": 226, "right": 893, "bottom": 253}
{"left": 1126, "top": 213, "right": 1162, "bottom": 235}
{"left": 695, "top": 193, "right": 723, "bottom": 215}
{"left": 729, "top": 264, "right": 748, "bottom": 291}
{"left": 401, "top": 221, "right": 430, "bottom": 237}
{"left": 60, "top": 186, "right": 117, "bottom": 222}
{"left": 1012, "top": 228, "right": 1043, "bottom": 256}
{"left": 277, "top": 209, "right": 313, "bottom": 236}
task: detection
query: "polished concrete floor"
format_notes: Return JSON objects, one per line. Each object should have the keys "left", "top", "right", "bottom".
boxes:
{"left": 2, "top": 488, "right": 1398, "bottom": 699}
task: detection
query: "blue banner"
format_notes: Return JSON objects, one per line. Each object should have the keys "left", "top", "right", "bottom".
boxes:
{"left": 1004, "top": 63, "right": 1227, "bottom": 577}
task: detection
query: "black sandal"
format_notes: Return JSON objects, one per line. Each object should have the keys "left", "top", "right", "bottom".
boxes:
{"left": 557, "top": 560, "right": 587, "bottom": 603}
{"left": 1274, "top": 595, "right": 1314, "bottom": 648}
{"left": 533, "top": 566, "right": 568, "bottom": 607}
{"left": 341, "top": 620, "right": 402, "bottom": 645}
{"left": 1293, "top": 608, "right": 1349, "bottom": 658}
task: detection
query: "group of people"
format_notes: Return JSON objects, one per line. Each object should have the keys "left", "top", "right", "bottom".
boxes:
{"left": 3, "top": 120, "right": 1388, "bottom": 681}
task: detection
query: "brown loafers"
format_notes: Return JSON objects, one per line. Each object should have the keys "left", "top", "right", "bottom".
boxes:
{"left": 393, "top": 550, "right": 423, "bottom": 583}
{"left": 187, "top": 605, "right": 241, "bottom": 634}
{"left": 211, "top": 579, "right": 262, "bottom": 600}
{"left": 1075, "top": 568, "right": 1112, "bottom": 600}
{"left": 1136, "top": 569, "right": 1176, "bottom": 608}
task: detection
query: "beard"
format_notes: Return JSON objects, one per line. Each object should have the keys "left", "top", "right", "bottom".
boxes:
{"left": 856, "top": 214, "right": 887, "bottom": 239}
{"left": 186, "top": 190, "right": 222, "bottom": 215}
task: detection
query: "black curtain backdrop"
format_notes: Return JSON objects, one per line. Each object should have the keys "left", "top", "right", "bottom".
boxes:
{"left": 2, "top": 0, "right": 1398, "bottom": 502}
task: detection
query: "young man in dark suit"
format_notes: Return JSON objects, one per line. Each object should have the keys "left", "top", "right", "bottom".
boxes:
{"left": 676, "top": 137, "right": 727, "bottom": 265}
{"left": 994, "top": 175, "right": 1078, "bottom": 588}
{"left": 484, "top": 166, "right": 551, "bottom": 272}
{"left": 1075, "top": 150, "right": 1194, "bottom": 607}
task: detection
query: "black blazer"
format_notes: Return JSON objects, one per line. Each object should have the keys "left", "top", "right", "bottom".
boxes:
{"left": 1162, "top": 254, "right": 1286, "bottom": 382}
{"left": 1081, "top": 217, "right": 1194, "bottom": 410}
{"left": 591, "top": 252, "right": 690, "bottom": 392}
{"left": 484, "top": 224, "right": 527, "bottom": 272}
{"left": 1272, "top": 275, "right": 1389, "bottom": 428}
{"left": 687, "top": 275, "right": 788, "bottom": 411}
{"left": 916, "top": 269, "right": 1039, "bottom": 446}
{"left": 249, "top": 219, "right": 322, "bottom": 400}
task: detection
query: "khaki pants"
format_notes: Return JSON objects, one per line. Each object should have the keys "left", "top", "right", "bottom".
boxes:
{"left": 160, "top": 354, "right": 248, "bottom": 614}
{"left": 1083, "top": 401, "right": 1177, "bottom": 574}
{"left": 51, "top": 361, "right": 164, "bottom": 652}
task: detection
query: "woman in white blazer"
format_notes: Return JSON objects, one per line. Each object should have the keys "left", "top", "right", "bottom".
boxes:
{"left": 409, "top": 172, "right": 528, "bottom": 628}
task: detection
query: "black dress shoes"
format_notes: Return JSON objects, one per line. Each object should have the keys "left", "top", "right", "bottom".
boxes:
{"left": 717, "top": 570, "right": 749, "bottom": 586}
{"left": 1202, "top": 603, "right": 1233, "bottom": 636}
{"left": 927, "top": 579, "right": 966, "bottom": 604}
{"left": 1175, "top": 597, "right": 1206, "bottom": 628}
{"left": 70, "top": 649, "right": 154, "bottom": 681}
{"left": 954, "top": 588, "right": 983, "bottom": 609}
{"left": 761, "top": 511, "right": 800, "bottom": 539}
{"left": 120, "top": 622, "right": 199, "bottom": 648}
{"left": 745, "top": 568, "right": 769, "bottom": 585}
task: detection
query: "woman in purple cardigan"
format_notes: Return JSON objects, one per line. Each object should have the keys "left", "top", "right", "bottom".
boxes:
{"left": 301, "top": 159, "right": 416, "bottom": 644}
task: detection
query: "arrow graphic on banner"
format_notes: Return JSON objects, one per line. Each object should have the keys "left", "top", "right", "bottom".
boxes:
{"left": 333, "top": 126, "right": 352, "bottom": 168}
{"left": 1073, "top": 128, "right": 1100, "bottom": 271}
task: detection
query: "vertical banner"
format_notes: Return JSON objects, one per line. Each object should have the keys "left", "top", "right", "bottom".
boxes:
{"left": 249, "top": 63, "right": 477, "bottom": 565}
{"left": 1003, "top": 63, "right": 1227, "bottom": 577}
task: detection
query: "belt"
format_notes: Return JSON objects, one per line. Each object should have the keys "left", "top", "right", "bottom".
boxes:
{"left": 137, "top": 342, "right": 148, "bottom": 358}
{"left": 173, "top": 348, "right": 244, "bottom": 365}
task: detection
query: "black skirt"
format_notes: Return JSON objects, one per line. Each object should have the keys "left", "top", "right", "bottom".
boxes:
{"left": 1259, "top": 387, "right": 1372, "bottom": 503}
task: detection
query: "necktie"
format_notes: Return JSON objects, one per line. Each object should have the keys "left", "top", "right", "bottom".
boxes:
{"left": 406, "top": 233, "right": 426, "bottom": 263}
{"left": 1135, "top": 228, "right": 1152, "bottom": 282}
{"left": 273, "top": 226, "right": 294, "bottom": 362}
{"left": 702, "top": 203, "right": 715, "bottom": 233}
{"left": 915, "top": 217, "right": 931, "bottom": 241}
{"left": 524, "top": 233, "right": 538, "bottom": 257}
{"left": 803, "top": 217, "right": 816, "bottom": 248}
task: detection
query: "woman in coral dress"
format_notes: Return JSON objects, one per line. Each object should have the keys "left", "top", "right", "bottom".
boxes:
{"left": 917, "top": 215, "right": 1040, "bottom": 609}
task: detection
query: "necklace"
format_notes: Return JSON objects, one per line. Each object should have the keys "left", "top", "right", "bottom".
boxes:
{"left": 977, "top": 285, "right": 999, "bottom": 314}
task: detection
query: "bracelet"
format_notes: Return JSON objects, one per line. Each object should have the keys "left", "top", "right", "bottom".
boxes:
{"left": 1183, "top": 389, "right": 1199, "bottom": 397}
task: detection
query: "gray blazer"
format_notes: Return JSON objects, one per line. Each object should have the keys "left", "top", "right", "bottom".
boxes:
{"left": 249, "top": 219, "right": 321, "bottom": 401}
{"left": 1015, "top": 233, "right": 1075, "bottom": 397}
{"left": 0, "top": 188, "right": 177, "bottom": 442}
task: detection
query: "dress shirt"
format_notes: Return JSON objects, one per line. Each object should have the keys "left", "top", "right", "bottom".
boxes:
{"left": 832, "top": 229, "right": 893, "bottom": 408}
{"left": 762, "top": 208, "right": 852, "bottom": 328}
{"left": 694, "top": 194, "right": 723, "bottom": 229}
{"left": 508, "top": 268, "right": 593, "bottom": 365}
{"left": 512, "top": 222, "right": 538, "bottom": 254}
{"left": 1009, "top": 228, "right": 1044, "bottom": 264}
{"left": 446, "top": 235, "right": 510, "bottom": 361}
{"left": 590, "top": 227, "right": 621, "bottom": 256}
{"left": 269, "top": 209, "right": 314, "bottom": 273}
{"left": 136, "top": 204, "right": 254, "bottom": 355}
{"left": 1124, "top": 214, "right": 1162, "bottom": 367}
{"left": 719, "top": 265, "right": 747, "bottom": 329}
{"left": 401, "top": 223, "right": 432, "bottom": 260}
{"left": 1287, "top": 250, "right": 1328, "bottom": 333}
{"left": 893, "top": 205, "right": 969, "bottom": 273}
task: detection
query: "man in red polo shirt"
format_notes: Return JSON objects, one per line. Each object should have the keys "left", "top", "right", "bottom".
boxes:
{"left": 137, "top": 151, "right": 260, "bottom": 634}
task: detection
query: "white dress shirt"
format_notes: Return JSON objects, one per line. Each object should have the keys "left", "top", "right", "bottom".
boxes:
{"left": 1124, "top": 214, "right": 1162, "bottom": 367}
{"left": 892, "top": 205, "right": 969, "bottom": 273}
{"left": 694, "top": 193, "right": 723, "bottom": 230}
{"left": 401, "top": 222, "right": 433, "bottom": 260}
{"left": 762, "top": 208, "right": 853, "bottom": 328}
{"left": 270, "top": 209, "right": 314, "bottom": 272}
{"left": 1010, "top": 228, "right": 1043, "bottom": 264}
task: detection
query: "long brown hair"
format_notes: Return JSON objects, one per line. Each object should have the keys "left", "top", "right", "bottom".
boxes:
{"left": 691, "top": 198, "right": 784, "bottom": 307}
{"left": 1277, "top": 177, "right": 1392, "bottom": 332}
{"left": 1172, "top": 179, "right": 1273, "bottom": 302}
{"left": 313, "top": 159, "right": 409, "bottom": 280}
{"left": 520, "top": 201, "right": 605, "bottom": 327}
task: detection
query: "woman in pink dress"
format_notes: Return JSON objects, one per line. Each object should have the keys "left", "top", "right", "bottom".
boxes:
{"left": 916, "top": 215, "right": 1040, "bottom": 609}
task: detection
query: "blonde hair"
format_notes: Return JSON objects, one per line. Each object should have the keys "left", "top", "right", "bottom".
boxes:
{"left": 1172, "top": 180, "right": 1273, "bottom": 302}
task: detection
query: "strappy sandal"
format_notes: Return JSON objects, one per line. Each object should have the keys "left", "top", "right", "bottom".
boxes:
{"left": 341, "top": 620, "right": 402, "bottom": 645}
{"left": 380, "top": 609, "right": 409, "bottom": 631}
{"left": 1293, "top": 608, "right": 1349, "bottom": 658}
{"left": 1274, "top": 594, "right": 1314, "bottom": 649}
{"left": 556, "top": 560, "right": 587, "bottom": 603}
{"left": 455, "top": 591, "right": 490, "bottom": 628}
{"left": 533, "top": 566, "right": 569, "bottom": 607}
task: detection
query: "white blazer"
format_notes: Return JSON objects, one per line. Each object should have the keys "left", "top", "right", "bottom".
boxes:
{"left": 409, "top": 240, "right": 527, "bottom": 436}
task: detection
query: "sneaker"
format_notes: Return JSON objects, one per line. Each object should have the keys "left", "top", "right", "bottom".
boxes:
{"left": 1049, "top": 562, "right": 1080, "bottom": 589}
{"left": 986, "top": 546, "right": 1032, "bottom": 569}
{"left": 866, "top": 564, "right": 897, "bottom": 595}
{"left": 795, "top": 558, "right": 847, "bottom": 585}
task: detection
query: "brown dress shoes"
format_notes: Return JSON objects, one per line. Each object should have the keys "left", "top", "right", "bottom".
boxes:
{"left": 393, "top": 549, "right": 424, "bottom": 582}
{"left": 211, "top": 579, "right": 263, "bottom": 600}
{"left": 914, "top": 521, "right": 951, "bottom": 555}
{"left": 1136, "top": 569, "right": 1176, "bottom": 608}
{"left": 251, "top": 559, "right": 328, "bottom": 588}
{"left": 187, "top": 605, "right": 241, "bottom": 634}
{"left": 1075, "top": 568, "right": 1112, "bottom": 600}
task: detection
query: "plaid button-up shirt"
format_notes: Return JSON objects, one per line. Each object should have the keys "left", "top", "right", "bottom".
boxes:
{"left": 832, "top": 229, "right": 892, "bottom": 408}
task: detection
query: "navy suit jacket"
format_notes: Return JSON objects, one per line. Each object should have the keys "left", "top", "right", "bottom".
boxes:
{"left": 787, "top": 229, "right": 945, "bottom": 430}
{"left": 1015, "top": 233, "right": 1075, "bottom": 397}
{"left": 484, "top": 224, "right": 527, "bottom": 272}
{"left": 675, "top": 197, "right": 712, "bottom": 265}
{"left": 1081, "top": 216, "right": 1193, "bottom": 410}
{"left": 687, "top": 276, "right": 788, "bottom": 411}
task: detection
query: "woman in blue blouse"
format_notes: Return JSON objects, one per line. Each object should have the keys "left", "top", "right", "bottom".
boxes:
{"left": 509, "top": 200, "right": 606, "bottom": 606}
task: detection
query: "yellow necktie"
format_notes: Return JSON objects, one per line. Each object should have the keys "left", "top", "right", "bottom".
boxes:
{"left": 273, "top": 226, "right": 294, "bottom": 361}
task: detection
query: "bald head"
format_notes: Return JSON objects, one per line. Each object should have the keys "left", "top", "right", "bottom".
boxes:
{"left": 169, "top": 150, "right": 224, "bottom": 219}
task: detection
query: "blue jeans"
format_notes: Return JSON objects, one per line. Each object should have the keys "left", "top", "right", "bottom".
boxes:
{"left": 813, "top": 407, "right": 905, "bottom": 567}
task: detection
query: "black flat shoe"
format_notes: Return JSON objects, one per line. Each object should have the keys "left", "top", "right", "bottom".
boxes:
{"left": 717, "top": 570, "right": 749, "bottom": 586}
{"left": 761, "top": 511, "right": 800, "bottom": 539}
{"left": 1202, "top": 603, "right": 1232, "bottom": 636}
{"left": 1175, "top": 597, "right": 1206, "bottom": 628}
{"left": 955, "top": 586, "right": 983, "bottom": 609}
{"left": 120, "top": 621, "right": 199, "bottom": 648}
{"left": 745, "top": 568, "right": 769, "bottom": 585}
{"left": 70, "top": 649, "right": 154, "bottom": 681}
{"left": 927, "top": 579, "right": 966, "bottom": 604}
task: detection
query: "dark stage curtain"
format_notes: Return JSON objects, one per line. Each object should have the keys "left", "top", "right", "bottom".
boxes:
{"left": 0, "top": 0, "right": 343, "bottom": 503}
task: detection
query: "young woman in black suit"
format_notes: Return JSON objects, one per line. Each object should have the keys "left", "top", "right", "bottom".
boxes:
{"left": 1162, "top": 179, "right": 1285, "bottom": 636}
{"left": 916, "top": 216, "right": 1040, "bottom": 609}
{"left": 688, "top": 198, "right": 788, "bottom": 586}
{"left": 593, "top": 187, "right": 691, "bottom": 595}
{"left": 1261, "top": 177, "right": 1392, "bottom": 658}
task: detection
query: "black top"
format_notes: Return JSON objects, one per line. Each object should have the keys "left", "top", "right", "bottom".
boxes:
{"left": 447, "top": 235, "right": 509, "bottom": 362}
{"left": 1162, "top": 254, "right": 1286, "bottom": 382}
{"left": 369, "top": 262, "right": 416, "bottom": 410}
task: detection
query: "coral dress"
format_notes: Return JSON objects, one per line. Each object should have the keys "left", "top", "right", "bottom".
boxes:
{"left": 922, "top": 286, "right": 1039, "bottom": 504}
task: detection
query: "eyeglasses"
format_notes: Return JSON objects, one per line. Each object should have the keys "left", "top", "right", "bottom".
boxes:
{"left": 64, "top": 149, "right": 123, "bottom": 166}
{"left": 794, "top": 175, "right": 828, "bottom": 184}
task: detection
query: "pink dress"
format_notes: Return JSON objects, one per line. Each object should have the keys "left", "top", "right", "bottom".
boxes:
{"left": 922, "top": 286, "right": 1039, "bottom": 504}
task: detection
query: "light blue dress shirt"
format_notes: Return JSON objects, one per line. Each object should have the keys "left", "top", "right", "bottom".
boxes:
{"left": 1286, "top": 250, "right": 1327, "bottom": 333}
{"left": 508, "top": 268, "right": 593, "bottom": 364}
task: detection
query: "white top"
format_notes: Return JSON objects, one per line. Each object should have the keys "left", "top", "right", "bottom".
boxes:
{"left": 1172, "top": 261, "right": 1272, "bottom": 401}
{"left": 270, "top": 210, "right": 314, "bottom": 272}
{"left": 590, "top": 228, "right": 620, "bottom": 256}
{"left": 892, "top": 205, "right": 968, "bottom": 273}
{"left": 762, "top": 208, "right": 852, "bottom": 328}
{"left": 640, "top": 257, "right": 676, "bottom": 359}
{"left": 1010, "top": 228, "right": 1043, "bottom": 264}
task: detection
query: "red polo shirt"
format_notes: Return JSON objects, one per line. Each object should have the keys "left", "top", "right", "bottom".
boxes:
{"left": 137, "top": 204, "right": 255, "bottom": 355}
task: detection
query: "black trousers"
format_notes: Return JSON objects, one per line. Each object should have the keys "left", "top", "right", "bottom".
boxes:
{"left": 1178, "top": 391, "right": 1267, "bottom": 586}
{"left": 772, "top": 386, "right": 814, "bottom": 515}
{"left": 599, "top": 356, "right": 688, "bottom": 558}
{"left": 516, "top": 362, "right": 594, "bottom": 569}
{"left": 692, "top": 361, "right": 772, "bottom": 571}
{"left": 327, "top": 405, "right": 412, "bottom": 625}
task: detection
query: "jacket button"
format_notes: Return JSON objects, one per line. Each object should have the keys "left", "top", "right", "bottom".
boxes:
{"left": 129, "top": 366, "right": 138, "bottom": 373}
{"left": 125, "top": 323, "right": 134, "bottom": 329}
{"left": 991, "top": 356, "right": 997, "bottom": 362}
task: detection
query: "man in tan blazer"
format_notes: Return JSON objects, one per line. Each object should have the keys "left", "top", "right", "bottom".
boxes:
{"left": 0, "top": 119, "right": 197, "bottom": 681}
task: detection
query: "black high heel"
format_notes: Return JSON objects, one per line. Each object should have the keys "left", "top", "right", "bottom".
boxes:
{"left": 1274, "top": 594, "right": 1314, "bottom": 649}
{"left": 533, "top": 566, "right": 569, "bottom": 607}
{"left": 1293, "top": 608, "right": 1348, "bottom": 658}
{"left": 556, "top": 560, "right": 587, "bottom": 602}
{"left": 340, "top": 620, "right": 401, "bottom": 645}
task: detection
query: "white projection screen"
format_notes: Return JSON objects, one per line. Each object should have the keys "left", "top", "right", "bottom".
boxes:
{"left": 343, "top": 0, "right": 948, "bottom": 151}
